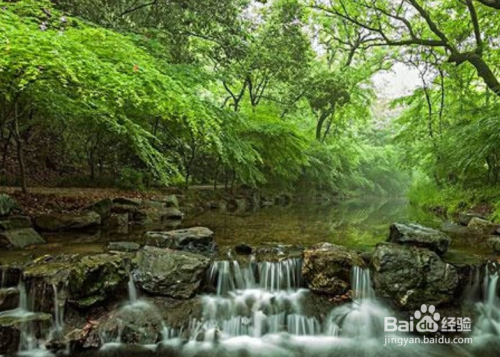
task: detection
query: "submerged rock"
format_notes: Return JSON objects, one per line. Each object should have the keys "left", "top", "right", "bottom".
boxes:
{"left": 0, "top": 312, "right": 52, "bottom": 355}
{"left": 371, "top": 242, "right": 458, "bottom": 309}
{"left": 34, "top": 211, "right": 101, "bottom": 231}
{"left": 0, "top": 228, "right": 45, "bottom": 249}
{"left": 302, "top": 243, "right": 365, "bottom": 295}
{"left": 145, "top": 227, "right": 216, "bottom": 255}
{"left": 134, "top": 246, "right": 210, "bottom": 299}
{"left": 388, "top": 223, "right": 451, "bottom": 255}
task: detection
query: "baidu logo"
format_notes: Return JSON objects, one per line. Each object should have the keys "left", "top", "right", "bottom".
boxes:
{"left": 384, "top": 304, "right": 471, "bottom": 333}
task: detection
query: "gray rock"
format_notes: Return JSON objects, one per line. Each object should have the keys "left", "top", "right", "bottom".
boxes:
{"left": 468, "top": 217, "right": 500, "bottom": 234}
{"left": 0, "top": 216, "right": 32, "bottom": 231}
{"left": 388, "top": 223, "right": 451, "bottom": 255}
{"left": 0, "top": 312, "right": 52, "bottom": 355}
{"left": 0, "top": 288, "right": 19, "bottom": 312}
{"left": 134, "top": 246, "right": 210, "bottom": 299}
{"left": 34, "top": 211, "right": 101, "bottom": 231}
{"left": 23, "top": 253, "right": 129, "bottom": 309}
{"left": 0, "top": 195, "right": 21, "bottom": 217}
{"left": 108, "top": 241, "right": 140, "bottom": 252}
{"left": 302, "top": 243, "right": 365, "bottom": 295}
{"left": 145, "top": 227, "right": 216, "bottom": 255}
{"left": 458, "top": 212, "right": 486, "bottom": 226}
{"left": 487, "top": 237, "right": 500, "bottom": 253}
{"left": 0, "top": 228, "right": 45, "bottom": 249}
{"left": 371, "top": 243, "right": 458, "bottom": 309}
{"left": 108, "top": 213, "right": 128, "bottom": 227}
{"left": 85, "top": 198, "right": 112, "bottom": 221}
{"left": 164, "top": 195, "right": 179, "bottom": 208}
{"left": 163, "top": 207, "right": 184, "bottom": 220}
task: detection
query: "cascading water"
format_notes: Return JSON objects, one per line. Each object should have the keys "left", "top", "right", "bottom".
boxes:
{"left": 189, "top": 257, "right": 317, "bottom": 342}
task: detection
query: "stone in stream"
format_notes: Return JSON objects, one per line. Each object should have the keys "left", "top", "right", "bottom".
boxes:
{"left": 133, "top": 207, "right": 184, "bottom": 225}
{"left": 458, "top": 212, "right": 486, "bottom": 226}
{"left": 388, "top": 223, "right": 451, "bottom": 255}
{"left": 468, "top": 217, "right": 500, "bottom": 234}
{"left": 0, "top": 216, "right": 32, "bottom": 231}
{"left": 0, "top": 194, "right": 22, "bottom": 217}
{"left": 164, "top": 194, "right": 179, "bottom": 208}
{"left": 0, "top": 288, "right": 19, "bottom": 312}
{"left": 371, "top": 242, "right": 458, "bottom": 309}
{"left": 23, "top": 253, "right": 129, "bottom": 309}
{"left": 34, "top": 211, "right": 101, "bottom": 231}
{"left": 84, "top": 198, "right": 112, "bottom": 221}
{"left": 0, "top": 228, "right": 45, "bottom": 249}
{"left": 107, "top": 241, "right": 140, "bottom": 252}
{"left": 0, "top": 312, "right": 52, "bottom": 355}
{"left": 107, "top": 213, "right": 129, "bottom": 227}
{"left": 487, "top": 237, "right": 500, "bottom": 253}
{"left": 145, "top": 227, "right": 216, "bottom": 255}
{"left": 302, "top": 243, "right": 365, "bottom": 295}
{"left": 134, "top": 246, "right": 210, "bottom": 299}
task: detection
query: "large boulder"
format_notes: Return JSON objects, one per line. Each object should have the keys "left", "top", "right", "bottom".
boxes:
{"left": 302, "top": 243, "right": 365, "bottom": 295}
{"left": 0, "top": 195, "right": 22, "bottom": 217}
{"left": 0, "top": 313, "right": 52, "bottom": 355}
{"left": 23, "top": 253, "right": 129, "bottom": 309}
{"left": 145, "top": 227, "right": 216, "bottom": 255}
{"left": 0, "top": 228, "right": 45, "bottom": 249}
{"left": 371, "top": 243, "right": 459, "bottom": 309}
{"left": 388, "top": 223, "right": 451, "bottom": 255}
{"left": 133, "top": 207, "right": 183, "bottom": 226}
{"left": 134, "top": 246, "right": 210, "bottom": 299}
{"left": 34, "top": 211, "right": 101, "bottom": 231}
{"left": 85, "top": 198, "right": 112, "bottom": 221}
{"left": 468, "top": 217, "right": 500, "bottom": 234}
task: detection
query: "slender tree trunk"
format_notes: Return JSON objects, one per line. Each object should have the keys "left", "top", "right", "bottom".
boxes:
{"left": 13, "top": 103, "right": 27, "bottom": 193}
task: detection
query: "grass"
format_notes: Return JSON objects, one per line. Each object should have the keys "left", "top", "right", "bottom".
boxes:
{"left": 407, "top": 175, "right": 500, "bottom": 221}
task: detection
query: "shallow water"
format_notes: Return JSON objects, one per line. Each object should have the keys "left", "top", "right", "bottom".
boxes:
{"left": 0, "top": 198, "right": 488, "bottom": 265}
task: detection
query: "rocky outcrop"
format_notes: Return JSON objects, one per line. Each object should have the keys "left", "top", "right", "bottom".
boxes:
{"left": 371, "top": 242, "right": 458, "bottom": 309}
{"left": 302, "top": 243, "right": 365, "bottom": 295}
{"left": 388, "top": 223, "right": 451, "bottom": 255}
{"left": 0, "top": 313, "right": 52, "bottom": 354}
{"left": 134, "top": 246, "right": 210, "bottom": 299}
{"left": 34, "top": 211, "right": 101, "bottom": 231}
{"left": 0, "top": 228, "right": 45, "bottom": 249}
{"left": 23, "top": 253, "right": 129, "bottom": 309}
{"left": 145, "top": 227, "right": 216, "bottom": 255}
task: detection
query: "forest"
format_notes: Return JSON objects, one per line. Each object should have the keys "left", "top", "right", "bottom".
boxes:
{"left": 1, "top": 0, "right": 499, "bottom": 212}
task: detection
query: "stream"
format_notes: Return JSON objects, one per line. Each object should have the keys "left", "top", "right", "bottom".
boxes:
{"left": 0, "top": 198, "right": 498, "bottom": 357}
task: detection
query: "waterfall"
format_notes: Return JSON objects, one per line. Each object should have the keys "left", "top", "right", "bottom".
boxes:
{"left": 324, "top": 266, "right": 390, "bottom": 338}
{"left": 128, "top": 273, "right": 138, "bottom": 305}
{"left": 472, "top": 264, "right": 500, "bottom": 337}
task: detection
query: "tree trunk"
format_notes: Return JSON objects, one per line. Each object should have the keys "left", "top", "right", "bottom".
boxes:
{"left": 13, "top": 104, "right": 27, "bottom": 193}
